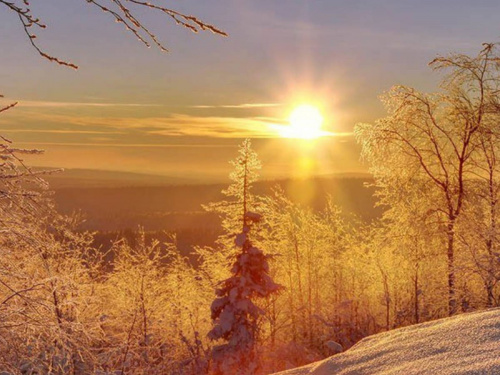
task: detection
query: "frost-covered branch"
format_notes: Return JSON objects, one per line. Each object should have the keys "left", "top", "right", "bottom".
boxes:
{"left": 0, "top": 0, "right": 227, "bottom": 69}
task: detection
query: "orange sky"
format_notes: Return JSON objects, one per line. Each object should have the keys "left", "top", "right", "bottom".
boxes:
{"left": 1, "top": 1, "right": 499, "bottom": 181}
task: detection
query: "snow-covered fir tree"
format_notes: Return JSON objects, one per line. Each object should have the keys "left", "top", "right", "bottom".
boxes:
{"left": 207, "top": 139, "right": 281, "bottom": 374}
{"left": 203, "top": 138, "right": 262, "bottom": 251}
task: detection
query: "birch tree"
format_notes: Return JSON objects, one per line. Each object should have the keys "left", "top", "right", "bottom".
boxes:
{"left": 356, "top": 43, "right": 500, "bottom": 316}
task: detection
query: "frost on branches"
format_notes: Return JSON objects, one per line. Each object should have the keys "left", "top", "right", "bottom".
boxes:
{"left": 208, "top": 211, "right": 281, "bottom": 375}
{"left": 0, "top": 0, "right": 227, "bottom": 69}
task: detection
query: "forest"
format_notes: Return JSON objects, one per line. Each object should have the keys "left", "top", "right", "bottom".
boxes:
{"left": 1, "top": 43, "right": 500, "bottom": 374}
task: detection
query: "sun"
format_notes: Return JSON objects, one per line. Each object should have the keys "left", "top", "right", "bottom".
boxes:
{"left": 281, "top": 104, "right": 325, "bottom": 139}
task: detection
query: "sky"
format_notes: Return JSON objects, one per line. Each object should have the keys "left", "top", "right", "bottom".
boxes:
{"left": 1, "top": 0, "right": 499, "bottom": 182}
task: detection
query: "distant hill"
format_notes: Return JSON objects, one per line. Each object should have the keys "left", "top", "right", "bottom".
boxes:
{"left": 52, "top": 174, "right": 382, "bottom": 232}
{"left": 41, "top": 168, "right": 197, "bottom": 188}
{"left": 47, "top": 169, "right": 382, "bottom": 259}
{"left": 275, "top": 308, "right": 500, "bottom": 375}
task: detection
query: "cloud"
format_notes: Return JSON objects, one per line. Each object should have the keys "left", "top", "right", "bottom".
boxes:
{"left": 12, "top": 100, "right": 162, "bottom": 108}
{"left": 3, "top": 100, "right": 280, "bottom": 110}
{"left": 0, "top": 110, "right": 351, "bottom": 139}
{"left": 0, "top": 129, "right": 125, "bottom": 135}
{"left": 145, "top": 114, "right": 279, "bottom": 138}
{"left": 0, "top": 111, "right": 280, "bottom": 138}
{"left": 16, "top": 141, "right": 235, "bottom": 148}
{"left": 191, "top": 103, "right": 282, "bottom": 109}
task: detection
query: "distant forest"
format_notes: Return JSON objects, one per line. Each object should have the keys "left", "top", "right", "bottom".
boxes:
{"left": 52, "top": 175, "right": 380, "bottom": 254}
{"left": 52, "top": 176, "right": 380, "bottom": 231}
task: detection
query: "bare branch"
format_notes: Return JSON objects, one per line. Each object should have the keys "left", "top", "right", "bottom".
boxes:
{"left": 0, "top": 0, "right": 227, "bottom": 69}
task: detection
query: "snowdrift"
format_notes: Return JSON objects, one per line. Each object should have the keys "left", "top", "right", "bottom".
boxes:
{"left": 274, "top": 308, "right": 500, "bottom": 375}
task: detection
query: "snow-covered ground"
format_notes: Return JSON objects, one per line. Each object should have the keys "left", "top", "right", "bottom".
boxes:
{"left": 274, "top": 308, "right": 500, "bottom": 375}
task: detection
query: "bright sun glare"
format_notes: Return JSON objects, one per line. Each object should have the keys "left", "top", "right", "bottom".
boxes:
{"left": 280, "top": 104, "right": 325, "bottom": 139}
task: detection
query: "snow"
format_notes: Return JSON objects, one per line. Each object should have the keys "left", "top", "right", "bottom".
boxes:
{"left": 273, "top": 308, "right": 500, "bottom": 375}
{"left": 325, "top": 341, "right": 343, "bottom": 355}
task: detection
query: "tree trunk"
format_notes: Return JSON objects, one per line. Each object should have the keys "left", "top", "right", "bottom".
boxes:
{"left": 486, "top": 177, "right": 497, "bottom": 308}
{"left": 447, "top": 219, "right": 456, "bottom": 316}
{"left": 414, "top": 266, "right": 419, "bottom": 324}
{"left": 486, "top": 283, "right": 494, "bottom": 308}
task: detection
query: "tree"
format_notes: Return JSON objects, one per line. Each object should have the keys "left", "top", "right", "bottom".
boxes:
{"left": 207, "top": 140, "right": 281, "bottom": 375}
{"left": 355, "top": 43, "right": 500, "bottom": 316}
{"left": 204, "top": 138, "right": 262, "bottom": 246}
{"left": 1, "top": 0, "right": 227, "bottom": 69}
{"left": 0, "top": 208, "right": 104, "bottom": 373}
{"left": 98, "top": 230, "right": 171, "bottom": 373}
{"left": 199, "top": 139, "right": 263, "bottom": 285}
{"left": 94, "top": 229, "right": 213, "bottom": 374}
{"left": 458, "top": 116, "right": 500, "bottom": 307}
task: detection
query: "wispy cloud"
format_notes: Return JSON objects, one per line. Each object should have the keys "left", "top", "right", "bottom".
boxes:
{"left": 0, "top": 129, "right": 125, "bottom": 135}
{"left": 12, "top": 100, "right": 162, "bottom": 108}
{"left": 16, "top": 141, "right": 235, "bottom": 148}
{"left": 148, "top": 114, "right": 277, "bottom": 138}
{"left": 3, "top": 99, "right": 281, "bottom": 110}
{"left": 0, "top": 110, "right": 351, "bottom": 139}
{"left": 191, "top": 103, "right": 282, "bottom": 109}
{"left": 0, "top": 111, "right": 280, "bottom": 138}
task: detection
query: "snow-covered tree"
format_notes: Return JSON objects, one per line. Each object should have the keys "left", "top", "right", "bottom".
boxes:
{"left": 204, "top": 138, "right": 262, "bottom": 248}
{"left": 199, "top": 139, "right": 263, "bottom": 289}
{"left": 0, "top": 208, "right": 104, "bottom": 373}
{"left": 208, "top": 211, "right": 281, "bottom": 375}
{"left": 355, "top": 43, "right": 500, "bottom": 316}
{"left": 97, "top": 229, "right": 213, "bottom": 374}
{"left": 0, "top": 99, "right": 104, "bottom": 373}
{"left": 259, "top": 188, "right": 365, "bottom": 368}
{"left": 207, "top": 139, "right": 281, "bottom": 375}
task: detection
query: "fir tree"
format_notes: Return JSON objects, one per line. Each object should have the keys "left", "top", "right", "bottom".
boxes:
{"left": 204, "top": 138, "right": 262, "bottom": 246}
{"left": 208, "top": 139, "right": 281, "bottom": 375}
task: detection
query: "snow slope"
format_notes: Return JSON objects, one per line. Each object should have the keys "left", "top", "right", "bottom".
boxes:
{"left": 274, "top": 308, "right": 500, "bottom": 375}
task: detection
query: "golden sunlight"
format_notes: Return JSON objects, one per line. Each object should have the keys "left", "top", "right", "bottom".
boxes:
{"left": 280, "top": 104, "right": 326, "bottom": 139}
